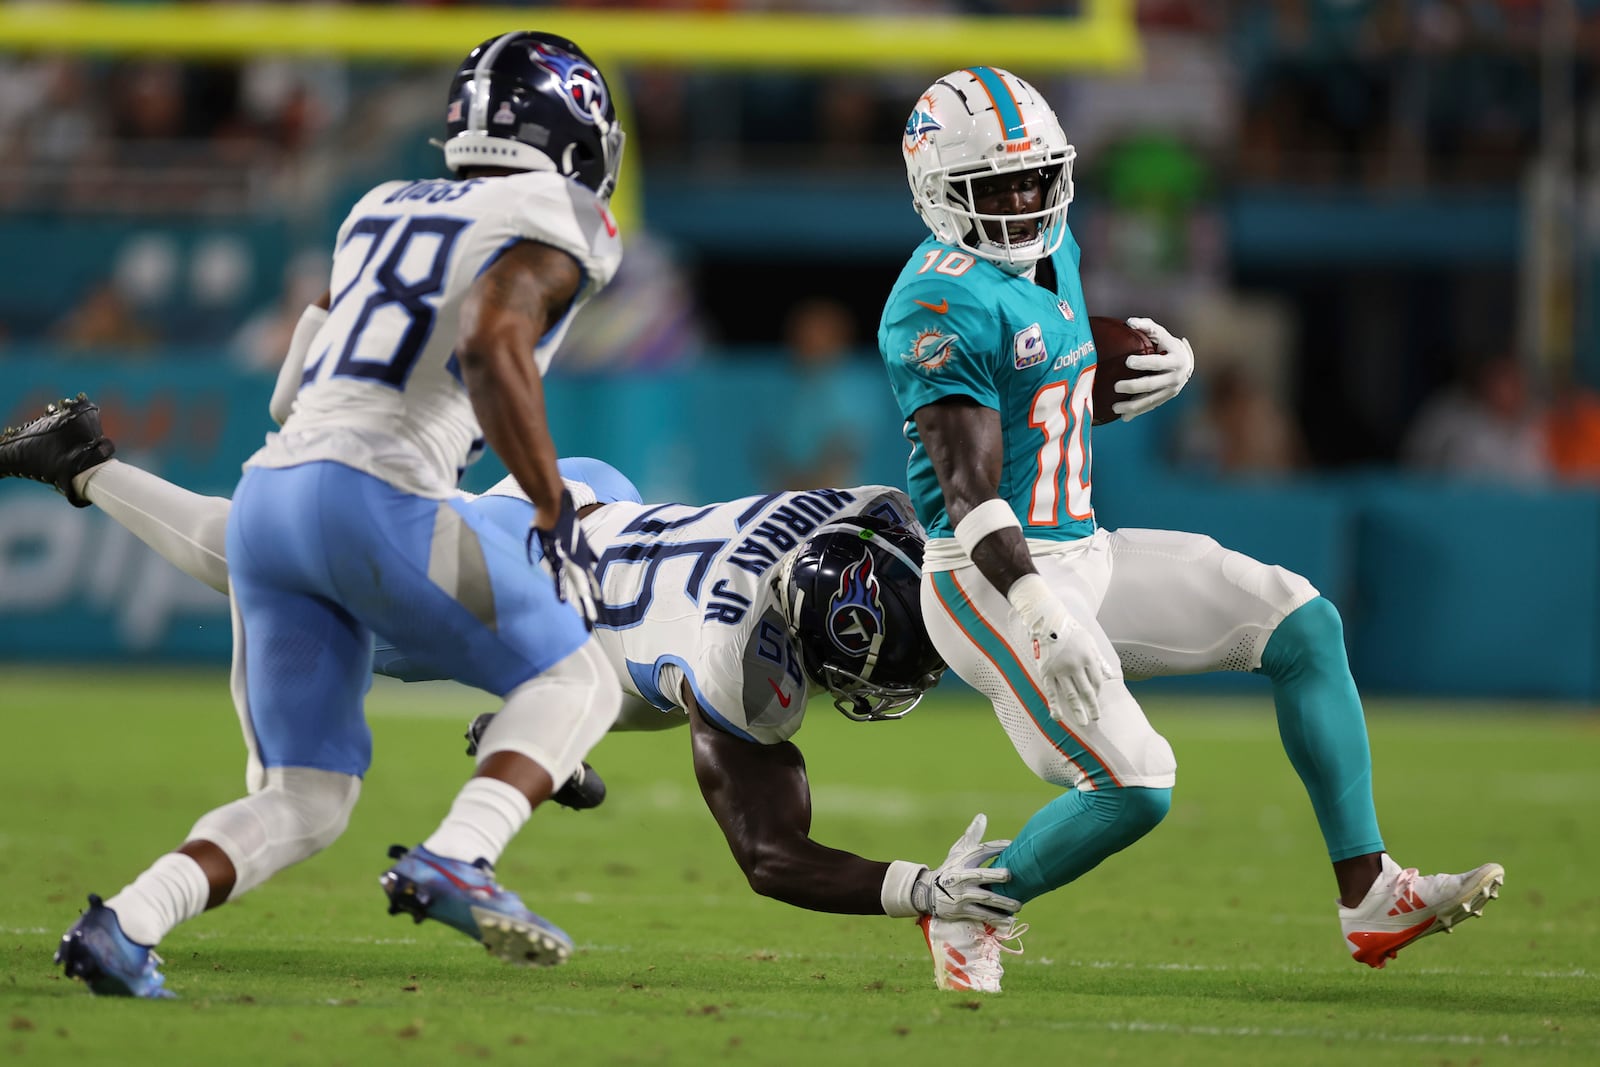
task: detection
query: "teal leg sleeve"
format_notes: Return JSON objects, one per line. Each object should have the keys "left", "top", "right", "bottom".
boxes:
{"left": 993, "top": 786, "right": 1171, "bottom": 905}
{"left": 1257, "top": 597, "right": 1385, "bottom": 862}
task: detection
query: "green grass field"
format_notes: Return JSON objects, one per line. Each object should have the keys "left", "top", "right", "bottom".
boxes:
{"left": 2, "top": 670, "right": 1596, "bottom": 1066}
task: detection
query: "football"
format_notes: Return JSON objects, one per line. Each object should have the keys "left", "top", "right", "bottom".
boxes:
{"left": 1088, "top": 316, "right": 1157, "bottom": 425}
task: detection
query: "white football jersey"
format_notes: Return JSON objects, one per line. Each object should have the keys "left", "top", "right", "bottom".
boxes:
{"left": 248, "top": 171, "right": 622, "bottom": 497}
{"left": 579, "top": 486, "right": 919, "bottom": 744}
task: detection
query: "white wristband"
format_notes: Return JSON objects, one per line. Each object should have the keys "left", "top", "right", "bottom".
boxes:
{"left": 953, "top": 498, "right": 1021, "bottom": 558}
{"left": 270, "top": 304, "right": 328, "bottom": 426}
{"left": 1006, "top": 572, "right": 1056, "bottom": 629}
{"left": 881, "top": 859, "right": 928, "bottom": 917}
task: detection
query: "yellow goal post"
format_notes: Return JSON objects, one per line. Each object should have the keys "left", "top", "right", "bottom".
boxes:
{"left": 0, "top": 2, "right": 1141, "bottom": 231}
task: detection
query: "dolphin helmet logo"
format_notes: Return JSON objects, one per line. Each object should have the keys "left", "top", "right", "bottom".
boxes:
{"left": 903, "top": 97, "right": 942, "bottom": 154}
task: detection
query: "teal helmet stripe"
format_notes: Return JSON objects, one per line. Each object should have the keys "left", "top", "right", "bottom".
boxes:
{"left": 965, "top": 66, "right": 1028, "bottom": 142}
{"left": 929, "top": 571, "right": 1119, "bottom": 789}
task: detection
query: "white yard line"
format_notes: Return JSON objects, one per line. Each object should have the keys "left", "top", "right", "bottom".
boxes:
{"left": 494, "top": 1001, "right": 1596, "bottom": 1050}
{"left": 11, "top": 923, "right": 1590, "bottom": 984}
{"left": 563, "top": 942, "right": 1598, "bottom": 982}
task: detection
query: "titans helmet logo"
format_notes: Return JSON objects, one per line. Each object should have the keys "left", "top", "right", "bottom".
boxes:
{"left": 532, "top": 45, "right": 608, "bottom": 125}
{"left": 563, "top": 65, "right": 608, "bottom": 125}
{"left": 827, "top": 552, "right": 885, "bottom": 658}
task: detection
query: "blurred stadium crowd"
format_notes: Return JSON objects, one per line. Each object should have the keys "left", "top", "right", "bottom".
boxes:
{"left": 3, "top": 0, "right": 1600, "bottom": 486}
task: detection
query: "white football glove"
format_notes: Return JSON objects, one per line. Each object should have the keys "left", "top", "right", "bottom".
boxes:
{"left": 1007, "top": 574, "right": 1114, "bottom": 727}
{"left": 1114, "top": 316, "right": 1194, "bottom": 421}
{"left": 910, "top": 814, "right": 1020, "bottom": 923}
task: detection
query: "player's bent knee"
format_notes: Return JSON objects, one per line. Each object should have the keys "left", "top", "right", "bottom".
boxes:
{"left": 1261, "top": 596, "right": 1349, "bottom": 680}
{"left": 1117, "top": 785, "right": 1172, "bottom": 836}
{"left": 1079, "top": 785, "right": 1171, "bottom": 853}
{"left": 474, "top": 637, "right": 622, "bottom": 785}
{"left": 188, "top": 767, "right": 361, "bottom": 897}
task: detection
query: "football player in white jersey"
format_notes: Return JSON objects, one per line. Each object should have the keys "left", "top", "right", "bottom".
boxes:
{"left": 2, "top": 403, "right": 1028, "bottom": 944}
{"left": 38, "top": 30, "right": 630, "bottom": 998}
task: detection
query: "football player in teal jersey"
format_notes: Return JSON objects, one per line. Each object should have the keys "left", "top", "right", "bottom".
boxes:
{"left": 879, "top": 67, "right": 1503, "bottom": 992}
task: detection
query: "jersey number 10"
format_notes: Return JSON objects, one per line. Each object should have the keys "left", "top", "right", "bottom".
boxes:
{"left": 1027, "top": 372, "right": 1094, "bottom": 524}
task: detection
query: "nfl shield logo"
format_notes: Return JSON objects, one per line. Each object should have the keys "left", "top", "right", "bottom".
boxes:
{"left": 1057, "top": 299, "right": 1074, "bottom": 322}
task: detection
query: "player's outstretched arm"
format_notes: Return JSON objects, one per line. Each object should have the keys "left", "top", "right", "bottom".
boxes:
{"left": 688, "top": 696, "right": 893, "bottom": 914}
{"left": 457, "top": 241, "right": 581, "bottom": 524}
{"left": 687, "top": 691, "right": 1016, "bottom": 922}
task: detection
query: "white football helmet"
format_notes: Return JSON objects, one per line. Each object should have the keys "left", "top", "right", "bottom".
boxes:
{"left": 902, "top": 67, "right": 1076, "bottom": 268}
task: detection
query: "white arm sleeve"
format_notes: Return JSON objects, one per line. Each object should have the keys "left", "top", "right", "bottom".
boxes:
{"left": 269, "top": 304, "right": 329, "bottom": 426}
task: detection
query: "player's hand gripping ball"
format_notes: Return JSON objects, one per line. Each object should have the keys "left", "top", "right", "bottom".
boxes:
{"left": 1088, "top": 316, "right": 1158, "bottom": 426}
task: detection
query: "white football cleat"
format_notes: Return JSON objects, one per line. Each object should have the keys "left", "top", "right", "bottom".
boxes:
{"left": 918, "top": 914, "right": 1028, "bottom": 992}
{"left": 1339, "top": 854, "right": 1504, "bottom": 968}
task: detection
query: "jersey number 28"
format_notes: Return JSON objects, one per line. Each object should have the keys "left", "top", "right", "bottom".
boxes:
{"left": 314, "top": 215, "right": 470, "bottom": 389}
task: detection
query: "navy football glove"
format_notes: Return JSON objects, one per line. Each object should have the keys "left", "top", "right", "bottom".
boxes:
{"left": 529, "top": 489, "right": 602, "bottom": 630}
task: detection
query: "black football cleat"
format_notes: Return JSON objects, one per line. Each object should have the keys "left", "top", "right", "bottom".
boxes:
{"left": 0, "top": 393, "right": 115, "bottom": 507}
{"left": 464, "top": 711, "right": 607, "bottom": 811}
{"left": 551, "top": 761, "right": 607, "bottom": 811}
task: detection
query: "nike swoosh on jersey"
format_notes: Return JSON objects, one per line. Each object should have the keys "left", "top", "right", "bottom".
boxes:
{"left": 913, "top": 299, "right": 949, "bottom": 314}
{"left": 768, "top": 677, "right": 793, "bottom": 708}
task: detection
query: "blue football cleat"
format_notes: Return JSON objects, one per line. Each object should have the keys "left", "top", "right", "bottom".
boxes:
{"left": 379, "top": 844, "right": 573, "bottom": 967}
{"left": 54, "top": 894, "right": 175, "bottom": 999}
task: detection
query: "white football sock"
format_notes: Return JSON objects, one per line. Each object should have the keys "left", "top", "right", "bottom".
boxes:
{"left": 104, "top": 852, "right": 211, "bottom": 947}
{"left": 74, "top": 459, "right": 231, "bottom": 594}
{"left": 422, "top": 777, "right": 533, "bottom": 866}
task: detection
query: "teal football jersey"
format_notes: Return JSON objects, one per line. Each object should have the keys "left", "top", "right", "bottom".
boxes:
{"left": 876, "top": 231, "right": 1098, "bottom": 542}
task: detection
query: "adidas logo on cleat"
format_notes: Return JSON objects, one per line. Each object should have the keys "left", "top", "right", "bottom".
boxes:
{"left": 1387, "top": 886, "right": 1428, "bottom": 916}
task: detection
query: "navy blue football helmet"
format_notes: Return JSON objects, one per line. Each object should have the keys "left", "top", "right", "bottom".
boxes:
{"left": 775, "top": 514, "right": 945, "bottom": 722}
{"left": 442, "top": 31, "right": 625, "bottom": 199}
